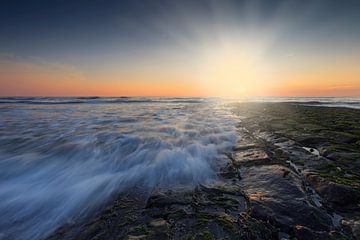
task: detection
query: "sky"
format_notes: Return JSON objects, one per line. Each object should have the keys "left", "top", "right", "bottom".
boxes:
{"left": 0, "top": 0, "right": 359, "bottom": 97}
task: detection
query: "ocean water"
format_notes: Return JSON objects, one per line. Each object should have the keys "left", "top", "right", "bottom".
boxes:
{"left": 0, "top": 96, "right": 359, "bottom": 239}
{"left": 0, "top": 97, "right": 239, "bottom": 240}
{"left": 245, "top": 96, "right": 360, "bottom": 109}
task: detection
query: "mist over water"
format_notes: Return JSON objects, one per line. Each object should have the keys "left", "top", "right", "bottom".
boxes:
{"left": 0, "top": 97, "right": 238, "bottom": 240}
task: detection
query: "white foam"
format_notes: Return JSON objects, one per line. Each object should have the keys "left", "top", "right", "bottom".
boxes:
{"left": 0, "top": 99, "right": 238, "bottom": 239}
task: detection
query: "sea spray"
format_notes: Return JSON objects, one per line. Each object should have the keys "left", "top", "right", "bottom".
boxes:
{"left": 0, "top": 97, "right": 238, "bottom": 240}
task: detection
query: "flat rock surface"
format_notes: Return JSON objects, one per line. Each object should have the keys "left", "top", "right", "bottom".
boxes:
{"left": 240, "top": 165, "right": 332, "bottom": 231}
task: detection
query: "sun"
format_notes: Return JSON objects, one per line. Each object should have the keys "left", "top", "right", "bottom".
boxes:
{"left": 194, "top": 37, "right": 273, "bottom": 97}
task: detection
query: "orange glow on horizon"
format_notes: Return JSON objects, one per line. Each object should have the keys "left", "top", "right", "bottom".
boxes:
{"left": 1, "top": 57, "right": 359, "bottom": 97}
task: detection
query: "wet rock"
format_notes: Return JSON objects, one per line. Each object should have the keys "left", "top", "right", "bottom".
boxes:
{"left": 273, "top": 138, "right": 297, "bottom": 149}
{"left": 305, "top": 173, "right": 360, "bottom": 211}
{"left": 146, "top": 187, "right": 193, "bottom": 209}
{"left": 237, "top": 213, "right": 278, "bottom": 239}
{"left": 240, "top": 165, "right": 332, "bottom": 232}
{"left": 334, "top": 134, "right": 359, "bottom": 144}
{"left": 233, "top": 148, "right": 269, "bottom": 166}
{"left": 198, "top": 182, "right": 245, "bottom": 197}
{"left": 297, "top": 136, "right": 328, "bottom": 147}
{"left": 323, "top": 150, "right": 360, "bottom": 163}
{"left": 194, "top": 183, "right": 248, "bottom": 216}
{"left": 127, "top": 235, "right": 147, "bottom": 240}
{"left": 218, "top": 168, "right": 241, "bottom": 180}
{"left": 233, "top": 143, "right": 258, "bottom": 151}
{"left": 281, "top": 145, "right": 329, "bottom": 169}
{"left": 293, "top": 225, "right": 316, "bottom": 240}
{"left": 278, "top": 232, "right": 290, "bottom": 240}
{"left": 149, "top": 218, "right": 169, "bottom": 231}
{"left": 342, "top": 219, "right": 360, "bottom": 240}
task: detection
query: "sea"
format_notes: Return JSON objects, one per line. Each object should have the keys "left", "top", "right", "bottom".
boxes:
{"left": 0, "top": 96, "right": 359, "bottom": 239}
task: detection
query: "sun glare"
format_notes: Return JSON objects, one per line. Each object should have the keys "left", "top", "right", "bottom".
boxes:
{"left": 195, "top": 37, "right": 273, "bottom": 96}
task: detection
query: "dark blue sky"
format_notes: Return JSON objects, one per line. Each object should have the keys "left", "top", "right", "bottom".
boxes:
{"left": 1, "top": 0, "right": 359, "bottom": 61}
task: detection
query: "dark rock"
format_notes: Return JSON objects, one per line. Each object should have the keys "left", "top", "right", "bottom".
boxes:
{"left": 237, "top": 213, "right": 278, "bottom": 239}
{"left": 127, "top": 235, "right": 147, "bottom": 240}
{"left": 195, "top": 183, "right": 248, "bottom": 216}
{"left": 282, "top": 169, "right": 290, "bottom": 178}
{"left": 342, "top": 219, "right": 360, "bottom": 240}
{"left": 323, "top": 150, "right": 360, "bottom": 162}
{"left": 334, "top": 134, "right": 359, "bottom": 144}
{"left": 218, "top": 169, "right": 241, "bottom": 180}
{"left": 240, "top": 165, "right": 332, "bottom": 232}
{"left": 198, "top": 183, "right": 245, "bottom": 197}
{"left": 294, "top": 225, "right": 316, "bottom": 240}
{"left": 148, "top": 218, "right": 169, "bottom": 232}
{"left": 233, "top": 143, "right": 258, "bottom": 151}
{"left": 297, "top": 136, "right": 328, "bottom": 147}
{"left": 278, "top": 231, "right": 290, "bottom": 240}
{"left": 233, "top": 148, "right": 269, "bottom": 166}
{"left": 305, "top": 173, "right": 360, "bottom": 211}
{"left": 146, "top": 187, "right": 193, "bottom": 208}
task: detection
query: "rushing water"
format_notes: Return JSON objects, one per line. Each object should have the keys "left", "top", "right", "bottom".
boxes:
{"left": 0, "top": 97, "right": 239, "bottom": 240}
{"left": 0, "top": 96, "right": 359, "bottom": 239}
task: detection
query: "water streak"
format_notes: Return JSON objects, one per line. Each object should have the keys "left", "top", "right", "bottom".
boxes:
{"left": 0, "top": 98, "right": 238, "bottom": 240}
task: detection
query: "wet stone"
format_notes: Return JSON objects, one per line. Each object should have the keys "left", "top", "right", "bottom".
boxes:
{"left": 342, "top": 219, "right": 360, "bottom": 240}
{"left": 296, "top": 136, "right": 329, "bottom": 147}
{"left": 293, "top": 225, "right": 316, "bottom": 240}
{"left": 194, "top": 183, "right": 248, "bottom": 217}
{"left": 233, "top": 143, "right": 258, "bottom": 151}
{"left": 218, "top": 169, "right": 241, "bottom": 180}
{"left": 240, "top": 165, "right": 332, "bottom": 232}
{"left": 148, "top": 218, "right": 169, "bottom": 231}
{"left": 305, "top": 173, "right": 360, "bottom": 211}
{"left": 280, "top": 145, "right": 330, "bottom": 169}
{"left": 127, "top": 235, "right": 147, "bottom": 240}
{"left": 233, "top": 148, "right": 269, "bottom": 165}
{"left": 146, "top": 187, "right": 193, "bottom": 209}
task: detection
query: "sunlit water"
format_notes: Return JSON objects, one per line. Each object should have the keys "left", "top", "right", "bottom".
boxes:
{"left": 0, "top": 97, "right": 239, "bottom": 240}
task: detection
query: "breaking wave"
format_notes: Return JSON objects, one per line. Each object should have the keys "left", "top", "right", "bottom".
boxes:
{"left": 0, "top": 98, "right": 238, "bottom": 240}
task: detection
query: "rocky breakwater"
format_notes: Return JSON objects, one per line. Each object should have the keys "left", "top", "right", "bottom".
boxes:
{"left": 231, "top": 103, "right": 360, "bottom": 239}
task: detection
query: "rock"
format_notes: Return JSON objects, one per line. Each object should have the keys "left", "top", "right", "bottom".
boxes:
{"left": 237, "top": 213, "right": 277, "bottom": 239}
{"left": 195, "top": 183, "right": 248, "bottom": 216}
{"left": 294, "top": 225, "right": 316, "bottom": 240}
{"left": 233, "top": 148, "right": 269, "bottom": 166}
{"left": 297, "top": 136, "right": 328, "bottom": 147}
{"left": 305, "top": 173, "right": 360, "bottom": 211}
{"left": 149, "top": 219, "right": 169, "bottom": 231}
{"left": 342, "top": 219, "right": 360, "bottom": 240}
{"left": 323, "top": 150, "right": 360, "bottom": 162}
{"left": 278, "top": 145, "right": 329, "bottom": 169}
{"left": 146, "top": 187, "right": 193, "bottom": 209}
{"left": 278, "top": 231, "right": 290, "bottom": 240}
{"left": 218, "top": 168, "right": 241, "bottom": 180}
{"left": 127, "top": 235, "right": 147, "bottom": 240}
{"left": 233, "top": 143, "right": 258, "bottom": 151}
{"left": 240, "top": 165, "right": 332, "bottom": 232}
{"left": 198, "top": 182, "right": 245, "bottom": 196}
{"left": 334, "top": 134, "right": 359, "bottom": 144}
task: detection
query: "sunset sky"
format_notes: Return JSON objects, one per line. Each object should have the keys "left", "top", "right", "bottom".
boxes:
{"left": 0, "top": 0, "right": 359, "bottom": 97}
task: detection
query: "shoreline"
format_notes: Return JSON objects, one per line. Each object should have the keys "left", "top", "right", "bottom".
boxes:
{"left": 44, "top": 103, "right": 360, "bottom": 239}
